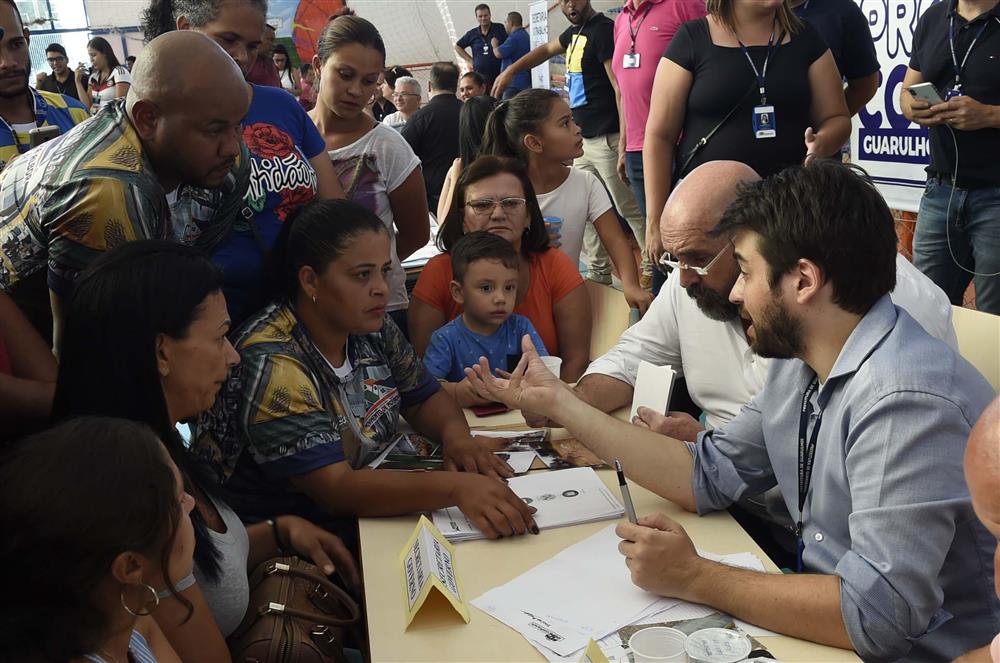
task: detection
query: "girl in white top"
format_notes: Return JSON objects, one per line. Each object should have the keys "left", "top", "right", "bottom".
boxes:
{"left": 482, "top": 89, "right": 653, "bottom": 314}
{"left": 309, "top": 14, "right": 430, "bottom": 315}
{"left": 76, "top": 37, "right": 131, "bottom": 114}
{"left": 273, "top": 44, "right": 302, "bottom": 97}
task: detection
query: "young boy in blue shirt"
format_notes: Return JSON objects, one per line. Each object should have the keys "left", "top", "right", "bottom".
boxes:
{"left": 424, "top": 231, "right": 548, "bottom": 406}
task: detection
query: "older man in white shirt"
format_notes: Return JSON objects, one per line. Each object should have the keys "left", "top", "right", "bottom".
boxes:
{"left": 548, "top": 160, "right": 957, "bottom": 443}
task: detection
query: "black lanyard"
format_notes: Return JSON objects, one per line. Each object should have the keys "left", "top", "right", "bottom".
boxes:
{"left": 737, "top": 19, "right": 779, "bottom": 105}
{"left": 949, "top": 14, "right": 992, "bottom": 92}
{"left": 796, "top": 376, "right": 822, "bottom": 573}
{"left": 566, "top": 12, "right": 595, "bottom": 65}
{"left": 627, "top": 3, "right": 654, "bottom": 53}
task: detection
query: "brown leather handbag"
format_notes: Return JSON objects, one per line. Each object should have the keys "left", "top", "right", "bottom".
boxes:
{"left": 228, "top": 556, "right": 362, "bottom": 663}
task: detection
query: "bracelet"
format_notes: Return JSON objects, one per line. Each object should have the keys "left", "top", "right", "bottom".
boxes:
{"left": 266, "top": 518, "right": 287, "bottom": 554}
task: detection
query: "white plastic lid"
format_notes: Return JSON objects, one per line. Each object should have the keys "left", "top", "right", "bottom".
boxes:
{"left": 684, "top": 628, "right": 753, "bottom": 663}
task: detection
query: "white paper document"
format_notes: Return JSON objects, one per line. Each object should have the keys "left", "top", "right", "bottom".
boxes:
{"left": 629, "top": 361, "right": 676, "bottom": 421}
{"left": 433, "top": 467, "right": 624, "bottom": 542}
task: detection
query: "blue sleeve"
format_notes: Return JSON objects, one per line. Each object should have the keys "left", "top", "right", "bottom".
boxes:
{"left": 297, "top": 101, "right": 326, "bottom": 159}
{"left": 690, "top": 394, "right": 776, "bottom": 514}
{"left": 423, "top": 328, "right": 456, "bottom": 381}
{"left": 457, "top": 28, "right": 472, "bottom": 48}
{"left": 517, "top": 316, "right": 549, "bottom": 356}
{"left": 498, "top": 39, "right": 515, "bottom": 57}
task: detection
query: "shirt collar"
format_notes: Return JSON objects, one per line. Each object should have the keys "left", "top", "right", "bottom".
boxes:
{"left": 824, "top": 294, "right": 897, "bottom": 385}
{"left": 623, "top": 0, "right": 664, "bottom": 15}
{"left": 948, "top": 0, "right": 1000, "bottom": 22}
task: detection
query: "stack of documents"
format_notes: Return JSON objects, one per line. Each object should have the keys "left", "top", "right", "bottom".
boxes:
{"left": 432, "top": 467, "right": 623, "bottom": 542}
{"left": 470, "top": 525, "right": 768, "bottom": 662}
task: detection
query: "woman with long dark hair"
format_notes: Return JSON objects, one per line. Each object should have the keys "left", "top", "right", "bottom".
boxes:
{"left": 0, "top": 417, "right": 194, "bottom": 663}
{"left": 195, "top": 199, "right": 536, "bottom": 541}
{"left": 75, "top": 36, "right": 131, "bottom": 113}
{"left": 53, "top": 240, "right": 358, "bottom": 662}
{"left": 272, "top": 43, "right": 301, "bottom": 97}
{"left": 436, "top": 94, "right": 498, "bottom": 220}
{"left": 141, "top": 0, "right": 345, "bottom": 326}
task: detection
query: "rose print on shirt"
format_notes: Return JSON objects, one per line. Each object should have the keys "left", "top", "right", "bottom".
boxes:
{"left": 242, "top": 123, "right": 318, "bottom": 221}
{"left": 243, "top": 122, "right": 295, "bottom": 159}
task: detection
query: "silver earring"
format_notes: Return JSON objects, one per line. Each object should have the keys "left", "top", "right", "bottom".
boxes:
{"left": 120, "top": 583, "right": 160, "bottom": 616}
{"left": 311, "top": 294, "right": 317, "bottom": 304}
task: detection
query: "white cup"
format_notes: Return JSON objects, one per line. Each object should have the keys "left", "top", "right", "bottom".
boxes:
{"left": 540, "top": 355, "right": 562, "bottom": 376}
{"left": 629, "top": 626, "right": 689, "bottom": 662}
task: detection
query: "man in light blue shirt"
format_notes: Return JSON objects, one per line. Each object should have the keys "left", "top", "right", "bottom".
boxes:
{"left": 491, "top": 12, "right": 531, "bottom": 100}
{"left": 466, "top": 161, "right": 1000, "bottom": 662}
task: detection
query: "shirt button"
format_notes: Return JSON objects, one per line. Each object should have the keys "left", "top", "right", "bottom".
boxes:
{"left": 814, "top": 532, "right": 824, "bottom": 542}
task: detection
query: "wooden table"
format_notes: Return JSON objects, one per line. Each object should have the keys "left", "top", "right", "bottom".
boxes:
{"left": 358, "top": 414, "right": 861, "bottom": 662}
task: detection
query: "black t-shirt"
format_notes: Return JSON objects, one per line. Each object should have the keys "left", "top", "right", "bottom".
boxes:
{"left": 664, "top": 18, "right": 828, "bottom": 180}
{"left": 909, "top": 1, "right": 1000, "bottom": 187}
{"left": 458, "top": 23, "right": 508, "bottom": 82}
{"left": 795, "top": 0, "right": 879, "bottom": 80}
{"left": 402, "top": 94, "right": 463, "bottom": 210}
{"left": 38, "top": 73, "right": 80, "bottom": 101}
{"left": 559, "top": 14, "right": 618, "bottom": 138}
{"left": 372, "top": 98, "right": 397, "bottom": 123}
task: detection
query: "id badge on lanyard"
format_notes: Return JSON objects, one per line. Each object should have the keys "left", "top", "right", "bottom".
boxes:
{"left": 622, "top": 52, "right": 640, "bottom": 69}
{"left": 753, "top": 106, "right": 776, "bottom": 138}
{"left": 739, "top": 21, "right": 780, "bottom": 140}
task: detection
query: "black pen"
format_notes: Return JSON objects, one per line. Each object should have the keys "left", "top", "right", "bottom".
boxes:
{"left": 614, "top": 459, "right": 637, "bottom": 524}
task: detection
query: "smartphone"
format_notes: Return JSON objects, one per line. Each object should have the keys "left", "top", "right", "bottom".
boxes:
{"left": 908, "top": 82, "right": 945, "bottom": 106}
{"left": 470, "top": 402, "right": 510, "bottom": 417}
{"left": 28, "top": 125, "right": 60, "bottom": 149}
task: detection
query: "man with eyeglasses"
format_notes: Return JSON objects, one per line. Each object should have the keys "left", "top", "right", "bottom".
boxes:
{"left": 38, "top": 43, "right": 80, "bottom": 102}
{"left": 381, "top": 76, "right": 421, "bottom": 131}
{"left": 529, "top": 160, "right": 956, "bottom": 561}
{"left": 0, "top": 9, "right": 87, "bottom": 175}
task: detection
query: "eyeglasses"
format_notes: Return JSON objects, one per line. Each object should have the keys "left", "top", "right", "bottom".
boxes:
{"left": 46, "top": 56, "right": 67, "bottom": 63}
{"left": 657, "top": 242, "right": 730, "bottom": 276}
{"left": 393, "top": 92, "right": 420, "bottom": 99}
{"left": 466, "top": 197, "right": 527, "bottom": 216}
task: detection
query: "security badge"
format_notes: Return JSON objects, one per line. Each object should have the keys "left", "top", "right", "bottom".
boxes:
{"left": 753, "top": 105, "right": 776, "bottom": 139}
{"left": 622, "top": 52, "right": 640, "bottom": 69}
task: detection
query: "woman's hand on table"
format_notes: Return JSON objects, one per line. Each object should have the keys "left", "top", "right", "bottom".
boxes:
{"left": 616, "top": 512, "right": 704, "bottom": 600}
{"left": 443, "top": 434, "right": 515, "bottom": 479}
{"left": 451, "top": 473, "right": 539, "bottom": 539}
{"left": 464, "top": 335, "right": 570, "bottom": 419}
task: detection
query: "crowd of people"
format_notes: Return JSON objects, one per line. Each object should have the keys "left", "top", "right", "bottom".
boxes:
{"left": 0, "top": 0, "right": 998, "bottom": 661}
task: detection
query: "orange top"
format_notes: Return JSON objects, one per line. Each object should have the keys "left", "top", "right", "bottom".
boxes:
{"left": 411, "top": 249, "right": 584, "bottom": 355}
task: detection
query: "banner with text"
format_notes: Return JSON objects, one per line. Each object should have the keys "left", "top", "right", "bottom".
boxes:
{"left": 529, "top": 1, "right": 550, "bottom": 90}
{"left": 851, "top": 0, "right": 939, "bottom": 213}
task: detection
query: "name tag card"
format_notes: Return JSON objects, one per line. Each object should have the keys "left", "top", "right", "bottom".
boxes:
{"left": 399, "top": 515, "right": 470, "bottom": 628}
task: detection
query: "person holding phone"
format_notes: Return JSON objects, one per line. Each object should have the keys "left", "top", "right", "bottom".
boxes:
{"left": 0, "top": 4, "right": 87, "bottom": 173}
{"left": 901, "top": 0, "right": 1000, "bottom": 315}
{"left": 76, "top": 37, "right": 132, "bottom": 114}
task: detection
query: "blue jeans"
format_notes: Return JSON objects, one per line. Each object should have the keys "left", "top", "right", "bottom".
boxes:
{"left": 628, "top": 150, "right": 668, "bottom": 295}
{"left": 913, "top": 177, "right": 1000, "bottom": 315}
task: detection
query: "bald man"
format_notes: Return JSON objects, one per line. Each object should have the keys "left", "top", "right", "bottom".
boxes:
{"left": 956, "top": 398, "right": 1000, "bottom": 663}
{"left": 0, "top": 31, "right": 251, "bottom": 346}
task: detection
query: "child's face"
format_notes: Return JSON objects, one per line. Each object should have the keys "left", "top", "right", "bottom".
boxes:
{"left": 453, "top": 259, "right": 518, "bottom": 327}
{"left": 537, "top": 99, "right": 583, "bottom": 162}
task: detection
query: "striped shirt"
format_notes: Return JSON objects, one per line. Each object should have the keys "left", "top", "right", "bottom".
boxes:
{"left": 84, "top": 630, "right": 158, "bottom": 663}
{"left": 0, "top": 88, "right": 88, "bottom": 172}
{"left": 0, "top": 99, "right": 249, "bottom": 297}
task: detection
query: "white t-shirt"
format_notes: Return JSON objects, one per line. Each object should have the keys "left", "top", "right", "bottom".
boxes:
{"left": 536, "top": 167, "right": 613, "bottom": 266}
{"left": 584, "top": 254, "right": 958, "bottom": 430}
{"left": 381, "top": 111, "right": 408, "bottom": 131}
{"left": 326, "top": 122, "right": 422, "bottom": 311}
{"left": 89, "top": 66, "right": 131, "bottom": 111}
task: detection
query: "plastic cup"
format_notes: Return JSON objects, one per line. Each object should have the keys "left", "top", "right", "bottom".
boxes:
{"left": 543, "top": 216, "right": 563, "bottom": 247}
{"left": 684, "top": 628, "right": 751, "bottom": 663}
{"left": 629, "top": 626, "right": 689, "bottom": 662}
{"left": 540, "top": 355, "right": 562, "bottom": 376}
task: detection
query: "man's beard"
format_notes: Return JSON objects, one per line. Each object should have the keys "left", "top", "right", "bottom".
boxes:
{"left": 0, "top": 69, "right": 29, "bottom": 99}
{"left": 748, "top": 297, "right": 804, "bottom": 359}
{"left": 686, "top": 282, "right": 740, "bottom": 321}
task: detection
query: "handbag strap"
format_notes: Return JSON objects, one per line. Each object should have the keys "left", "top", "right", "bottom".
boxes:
{"left": 674, "top": 79, "right": 759, "bottom": 181}
{"left": 279, "top": 563, "right": 362, "bottom": 624}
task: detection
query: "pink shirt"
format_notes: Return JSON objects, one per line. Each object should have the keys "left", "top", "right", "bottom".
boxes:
{"left": 612, "top": 0, "right": 707, "bottom": 152}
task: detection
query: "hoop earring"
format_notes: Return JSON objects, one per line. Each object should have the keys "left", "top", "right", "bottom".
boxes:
{"left": 120, "top": 583, "right": 160, "bottom": 617}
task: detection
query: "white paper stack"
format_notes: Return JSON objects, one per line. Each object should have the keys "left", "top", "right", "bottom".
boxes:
{"left": 469, "top": 524, "right": 769, "bottom": 662}
{"left": 629, "top": 361, "right": 676, "bottom": 422}
{"left": 432, "top": 467, "right": 624, "bottom": 542}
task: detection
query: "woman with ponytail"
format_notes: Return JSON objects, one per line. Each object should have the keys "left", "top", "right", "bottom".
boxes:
{"left": 307, "top": 14, "right": 430, "bottom": 333}
{"left": 141, "top": 0, "right": 345, "bottom": 327}
{"left": 481, "top": 89, "right": 652, "bottom": 315}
